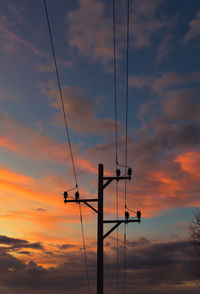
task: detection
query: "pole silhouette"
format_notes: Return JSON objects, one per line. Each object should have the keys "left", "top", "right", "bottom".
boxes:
{"left": 63, "top": 163, "right": 141, "bottom": 294}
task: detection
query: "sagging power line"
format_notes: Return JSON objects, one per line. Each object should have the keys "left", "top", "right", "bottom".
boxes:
{"left": 43, "top": 1, "right": 91, "bottom": 293}
{"left": 112, "top": 0, "right": 120, "bottom": 292}
{"left": 124, "top": 0, "right": 130, "bottom": 293}
{"left": 44, "top": 0, "right": 141, "bottom": 293}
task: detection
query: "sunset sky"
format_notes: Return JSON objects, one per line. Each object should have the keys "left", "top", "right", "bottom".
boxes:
{"left": 0, "top": 0, "right": 200, "bottom": 293}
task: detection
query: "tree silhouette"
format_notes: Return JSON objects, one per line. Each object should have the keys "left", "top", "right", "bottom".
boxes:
{"left": 190, "top": 210, "right": 200, "bottom": 286}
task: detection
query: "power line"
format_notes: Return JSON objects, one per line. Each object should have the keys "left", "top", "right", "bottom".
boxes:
{"left": 43, "top": 1, "right": 90, "bottom": 293}
{"left": 79, "top": 203, "right": 91, "bottom": 293}
{"left": 124, "top": 0, "right": 130, "bottom": 293}
{"left": 113, "top": 0, "right": 118, "bottom": 167}
{"left": 112, "top": 0, "right": 119, "bottom": 293}
{"left": 125, "top": 0, "right": 130, "bottom": 206}
{"left": 43, "top": 0, "right": 78, "bottom": 189}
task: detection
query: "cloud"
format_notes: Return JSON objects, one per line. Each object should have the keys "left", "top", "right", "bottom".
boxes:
{"left": 156, "top": 35, "right": 172, "bottom": 63}
{"left": 35, "top": 59, "right": 74, "bottom": 73}
{"left": 131, "top": 0, "right": 175, "bottom": 49}
{"left": 58, "top": 244, "right": 76, "bottom": 250}
{"left": 162, "top": 88, "right": 200, "bottom": 122}
{"left": 34, "top": 208, "right": 48, "bottom": 212}
{"left": 0, "top": 24, "right": 47, "bottom": 57}
{"left": 0, "top": 235, "right": 44, "bottom": 250}
{"left": 47, "top": 85, "right": 120, "bottom": 135}
{"left": 87, "top": 86, "right": 200, "bottom": 216}
{"left": 0, "top": 112, "right": 98, "bottom": 175}
{"left": 184, "top": 11, "right": 200, "bottom": 43}
{"left": 0, "top": 137, "right": 18, "bottom": 150}
{"left": 0, "top": 237, "right": 198, "bottom": 294}
{"left": 67, "top": 0, "right": 116, "bottom": 65}
{"left": 7, "top": 5, "right": 32, "bottom": 31}
{"left": 0, "top": 166, "right": 62, "bottom": 211}
{"left": 129, "top": 71, "right": 200, "bottom": 93}
{"left": 66, "top": 0, "right": 174, "bottom": 67}
{"left": 0, "top": 162, "right": 99, "bottom": 253}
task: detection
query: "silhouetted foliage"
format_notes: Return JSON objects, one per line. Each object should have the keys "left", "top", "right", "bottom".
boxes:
{"left": 190, "top": 211, "right": 200, "bottom": 248}
{"left": 190, "top": 210, "right": 200, "bottom": 287}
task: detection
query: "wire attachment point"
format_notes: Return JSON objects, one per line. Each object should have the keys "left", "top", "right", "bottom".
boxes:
{"left": 127, "top": 168, "right": 132, "bottom": 176}
{"left": 116, "top": 169, "right": 121, "bottom": 178}
{"left": 137, "top": 210, "right": 141, "bottom": 220}
{"left": 63, "top": 191, "right": 68, "bottom": 204}
{"left": 125, "top": 211, "right": 129, "bottom": 223}
{"left": 75, "top": 191, "right": 80, "bottom": 202}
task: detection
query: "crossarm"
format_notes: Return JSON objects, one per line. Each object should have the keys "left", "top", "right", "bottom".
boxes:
{"left": 64, "top": 199, "right": 98, "bottom": 213}
{"left": 103, "top": 219, "right": 141, "bottom": 239}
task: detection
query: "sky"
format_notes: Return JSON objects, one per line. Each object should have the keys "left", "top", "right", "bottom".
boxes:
{"left": 0, "top": 0, "right": 200, "bottom": 293}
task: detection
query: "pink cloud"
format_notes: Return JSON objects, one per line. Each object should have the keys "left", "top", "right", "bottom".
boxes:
{"left": 0, "top": 112, "right": 97, "bottom": 176}
{"left": 129, "top": 71, "right": 200, "bottom": 93}
{"left": 36, "top": 59, "right": 74, "bottom": 73}
{"left": 0, "top": 24, "right": 47, "bottom": 57}
{"left": 0, "top": 137, "right": 18, "bottom": 151}
{"left": 67, "top": 0, "right": 117, "bottom": 65}
{"left": 131, "top": 0, "right": 174, "bottom": 49}
{"left": 184, "top": 11, "right": 200, "bottom": 43}
{"left": 47, "top": 85, "right": 121, "bottom": 135}
{"left": 66, "top": 0, "right": 173, "bottom": 67}
{"left": 87, "top": 141, "right": 200, "bottom": 217}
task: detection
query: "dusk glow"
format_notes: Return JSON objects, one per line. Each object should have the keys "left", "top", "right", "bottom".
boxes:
{"left": 0, "top": 0, "right": 200, "bottom": 293}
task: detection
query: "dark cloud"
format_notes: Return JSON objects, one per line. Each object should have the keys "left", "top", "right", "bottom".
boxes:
{"left": 58, "top": 244, "right": 76, "bottom": 250}
{"left": 0, "top": 235, "right": 44, "bottom": 251}
{"left": 0, "top": 236, "right": 198, "bottom": 294}
{"left": 18, "top": 251, "right": 31, "bottom": 255}
{"left": 34, "top": 208, "right": 47, "bottom": 212}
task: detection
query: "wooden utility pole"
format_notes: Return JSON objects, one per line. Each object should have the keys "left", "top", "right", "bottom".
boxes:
{"left": 64, "top": 163, "right": 141, "bottom": 294}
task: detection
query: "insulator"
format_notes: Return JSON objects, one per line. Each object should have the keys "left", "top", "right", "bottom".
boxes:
{"left": 75, "top": 191, "right": 80, "bottom": 200}
{"left": 63, "top": 191, "right": 68, "bottom": 199}
{"left": 127, "top": 168, "right": 132, "bottom": 176}
{"left": 125, "top": 211, "right": 129, "bottom": 220}
{"left": 137, "top": 210, "right": 141, "bottom": 219}
{"left": 116, "top": 169, "right": 121, "bottom": 177}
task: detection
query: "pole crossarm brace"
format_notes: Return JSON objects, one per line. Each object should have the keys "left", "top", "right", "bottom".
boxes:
{"left": 103, "top": 219, "right": 141, "bottom": 239}
{"left": 65, "top": 199, "right": 98, "bottom": 213}
{"left": 83, "top": 201, "right": 98, "bottom": 213}
{"left": 63, "top": 164, "right": 141, "bottom": 294}
{"left": 103, "top": 176, "right": 131, "bottom": 189}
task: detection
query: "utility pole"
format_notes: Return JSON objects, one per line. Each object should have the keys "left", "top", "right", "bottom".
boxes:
{"left": 63, "top": 163, "right": 141, "bottom": 294}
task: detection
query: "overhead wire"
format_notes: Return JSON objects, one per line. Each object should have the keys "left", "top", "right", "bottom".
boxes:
{"left": 113, "top": 0, "right": 118, "bottom": 168}
{"left": 43, "top": 1, "right": 90, "bottom": 293}
{"left": 112, "top": 0, "right": 119, "bottom": 293}
{"left": 123, "top": 0, "right": 130, "bottom": 293}
{"left": 43, "top": 0, "right": 78, "bottom": 188}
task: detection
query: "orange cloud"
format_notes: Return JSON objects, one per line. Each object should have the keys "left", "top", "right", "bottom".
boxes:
{"left": 175, "top": 151, "right": 200, "bottom": 177}
{"left": 0, "top": 137, "right": 18, "bottom": 151}
{"left": 97, "top": 151, "right": 200, "bottom": 219}
{"left": 0, "top": 113, "right": 98, "bottom": 175}
{"left": 0, "top": 165, "right": 96, "bottom": 251}
{"left": 0, "top": 166, "right": 33, "bottom": 184}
